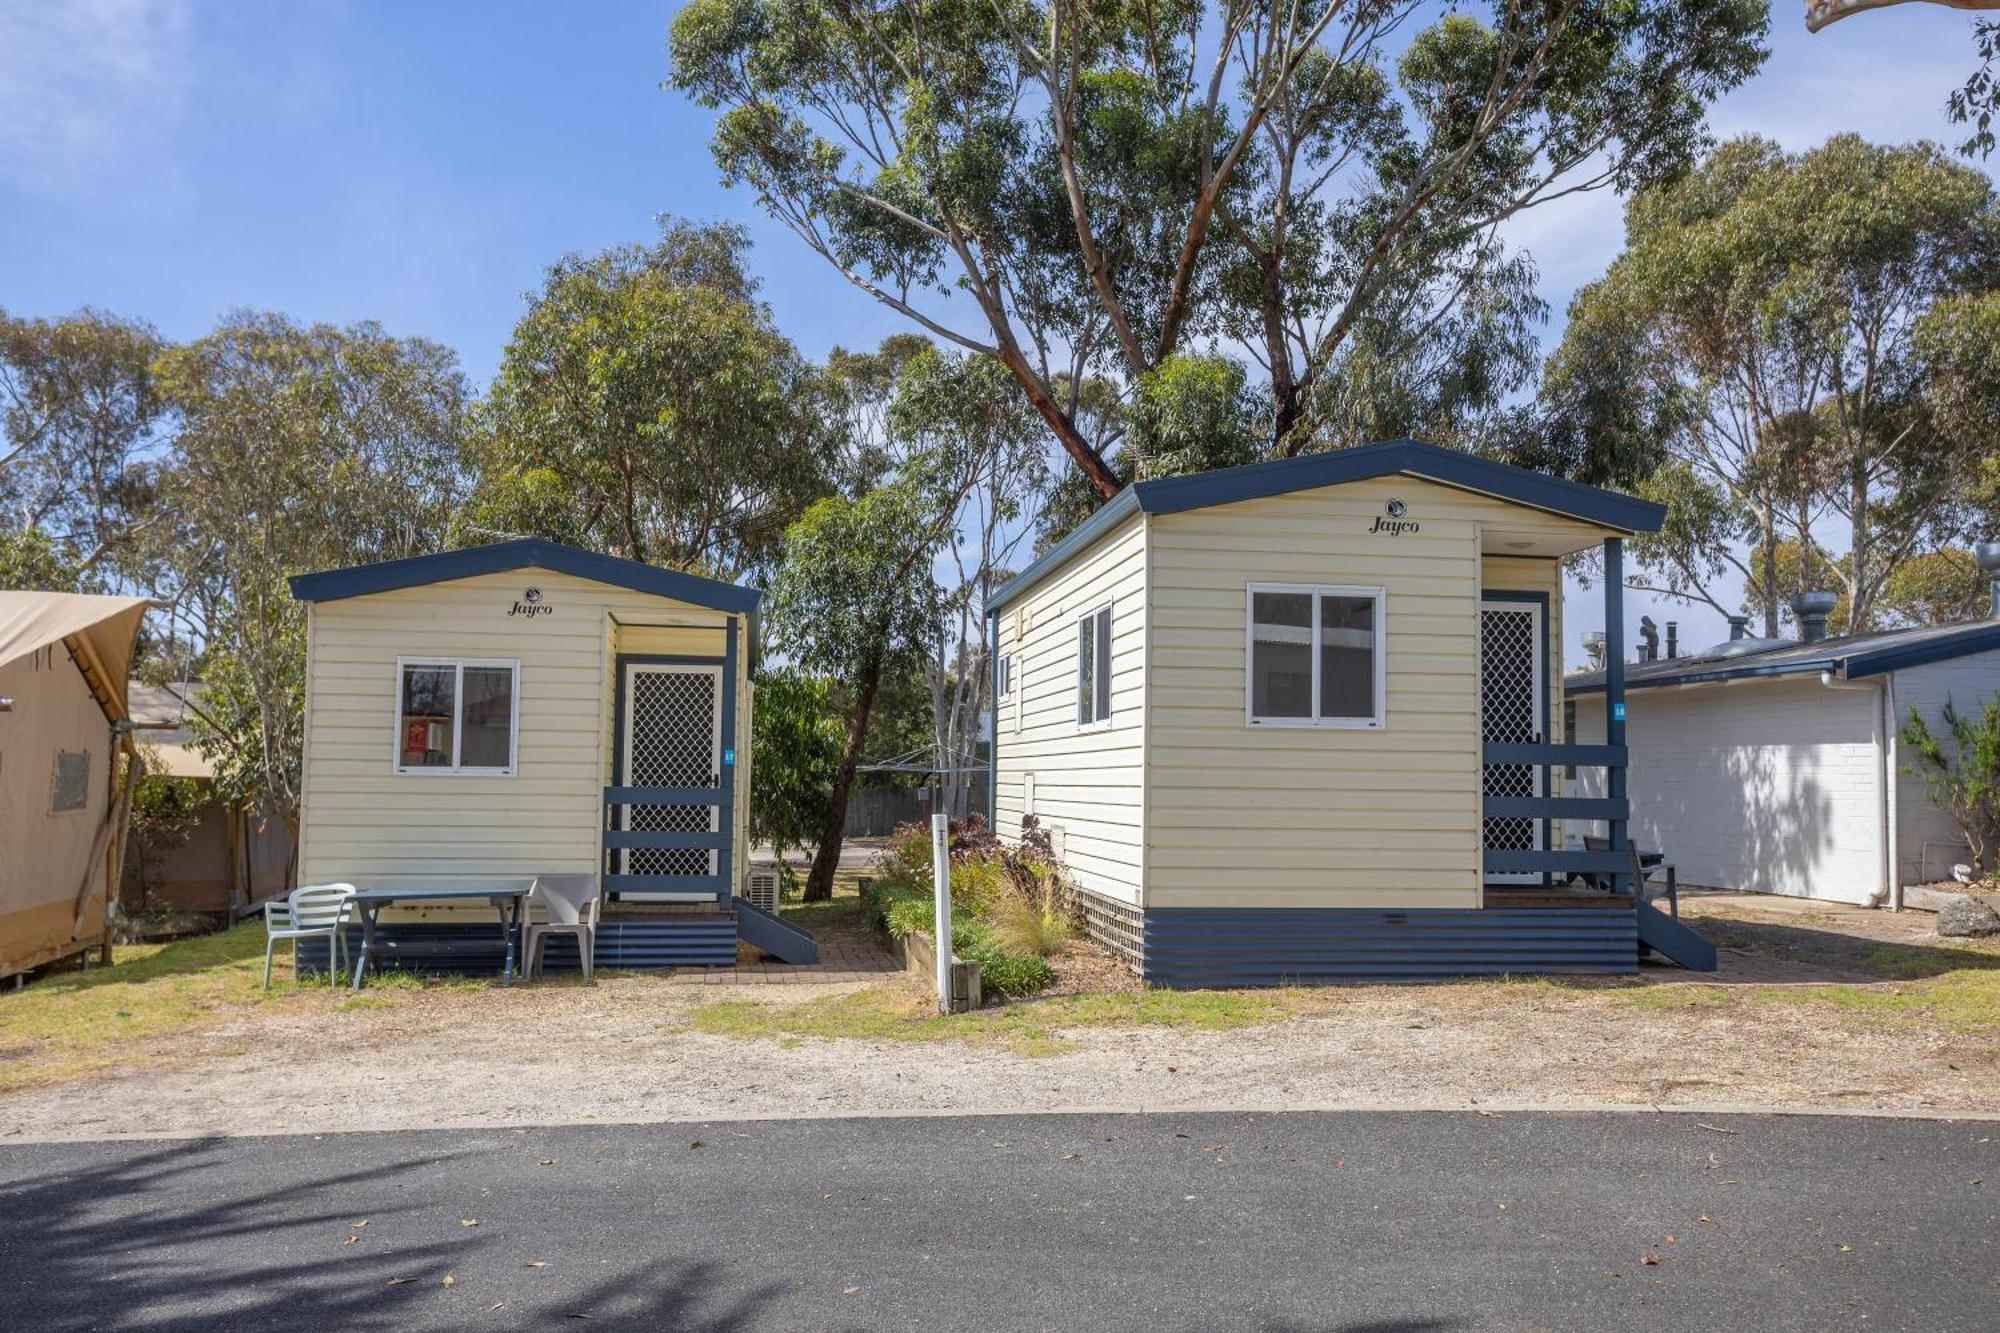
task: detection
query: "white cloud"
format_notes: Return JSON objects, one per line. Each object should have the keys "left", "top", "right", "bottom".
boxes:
{"left": 0, "top": 0, "right": 193, "bottom": 195}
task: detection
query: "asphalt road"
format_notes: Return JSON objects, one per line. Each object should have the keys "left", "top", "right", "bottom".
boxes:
{"left": 0, "top": 1111, "right": 1992, "bottom": 1332}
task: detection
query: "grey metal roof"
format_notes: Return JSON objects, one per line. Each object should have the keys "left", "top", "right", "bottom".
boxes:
{"left": 1566, "top": 618, "right": 2000, "bottom": 694}
{"left": 288, "top": 538, "right": 761, "bottom": 614}
{"left": 986, "top": 439, "right": 1664, "bottom": 614}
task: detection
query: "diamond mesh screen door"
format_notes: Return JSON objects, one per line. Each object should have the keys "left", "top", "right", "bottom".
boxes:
{"left": 1480, "top": 601, "right": 1545, "bottom": 883}
{"left": 618, "top": 662, "right": 723, "bottom": 897}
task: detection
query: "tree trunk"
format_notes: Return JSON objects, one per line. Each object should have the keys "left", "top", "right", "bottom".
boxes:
{"left": 802, "top": 650, "right": 886, "bottom": 902}
{"left": 1759, "top": 503, "right": 1780, "bottom": 638}
{"left": 991, "top": 344, "right": 1123, "bottom": 499}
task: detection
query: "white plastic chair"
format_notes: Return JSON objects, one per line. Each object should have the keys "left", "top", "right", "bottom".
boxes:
{"left": 522, "top": 874, "right": 602, "bottom": 981}
{"left": 263, "top": 883, "right": 357, "bottom": 988}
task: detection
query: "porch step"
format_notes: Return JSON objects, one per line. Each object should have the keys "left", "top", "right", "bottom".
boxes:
{"left": 735, "top": 899, "right": 820, "bottom": 964}
{"left": 1635, "top": 900, "right": 1718, "bottom": 972}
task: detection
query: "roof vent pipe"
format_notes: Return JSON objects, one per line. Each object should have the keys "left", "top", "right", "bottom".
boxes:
{"left": 1639, "top": 615, "right": 1659, "bottom": 661}
{"left": 1977, "top": 541, "right": 2000, "bottom": 619}
{"left": 1665, "top": 621, "right": 1678, "bottom": 660}
{"left": 1792, "top": 590, "right": 1837, "bottom": 644}
{"left": 1727, "top": 614, "right": 1750, "bottom": 641}
{"left": 1581, "top": 630, "right": 1606, "bottom": 670}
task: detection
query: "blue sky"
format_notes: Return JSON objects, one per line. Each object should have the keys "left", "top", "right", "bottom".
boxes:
{"left": 1, "top": 1, "right": 1991, "bottom": 649}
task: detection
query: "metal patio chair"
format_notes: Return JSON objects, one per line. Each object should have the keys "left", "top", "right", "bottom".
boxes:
{"left": 522, "top": 874, "right": 602, "bottom": 981}
{"left": 263, "top": 883, "right": 357, "bottom": 988}
{"left": 1582, "top": 836, "right": 1679, "bottom": 918}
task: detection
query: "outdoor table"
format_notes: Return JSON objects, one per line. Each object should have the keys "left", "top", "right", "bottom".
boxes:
{"left": 346, "top": 885, "right": 532, "bottom": 990}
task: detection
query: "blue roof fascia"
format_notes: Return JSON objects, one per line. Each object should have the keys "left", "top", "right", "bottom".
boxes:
{"left": 1565, "top": 655, "right": 1839, "bottom": 696}
{"left": 287, "top": 539, "right": 761, "bottom": 615}
{"left": 985, "top": 487, "right": 1142, "bottom": 613}
{"left": 1565, "top": 622, "right": 2000, "bottom": 695}
{"left": 989, "top": 441, "right": 1662, "bottom": 614}
{"left": 1842, "top": 622, "right": 2000, "bottom": 679}
{"left": 1130, "top": 439, "right": 1667, "bottom": 534}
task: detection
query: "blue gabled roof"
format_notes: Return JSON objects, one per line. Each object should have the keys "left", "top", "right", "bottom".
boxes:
{"left": 287, "top": 538, "right": 761, "bottom": 614}
{"left": 987, "top": 439, "right": 1665, "bottom": 614}
{"left": 1566, "top": 619, "right": 2000, "bottom": 695}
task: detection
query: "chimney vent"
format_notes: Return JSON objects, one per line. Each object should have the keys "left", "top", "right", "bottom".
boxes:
{"left": 1792, "top": 591, "right": 1837, "bottom": 645}
{"left": 1581, "top": 630, "right": 1606, "bottom": 670}
{"left": 1977, "top": 541, "right": 2000, "bottom": 620}
{"left": 1665, "top": 621, "right": 1679, "bottom": 660}
{"left": 1639, "top": 615, "right": 1659, "bottom": 662}
{"left": 1727, "top": 615, "right": 1750, "bottom": 641}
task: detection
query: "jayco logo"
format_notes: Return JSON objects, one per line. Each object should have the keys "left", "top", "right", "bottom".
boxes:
{"left": 508, "top": 586, "right": 554, "bottom": 618}
{"left": 1369, "top": 499, "right": 1418, "bottom": 535}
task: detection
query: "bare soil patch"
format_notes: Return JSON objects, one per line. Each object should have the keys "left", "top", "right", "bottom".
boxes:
{"left": 1, "top": 895, "right": 1994, "bottom": 1140}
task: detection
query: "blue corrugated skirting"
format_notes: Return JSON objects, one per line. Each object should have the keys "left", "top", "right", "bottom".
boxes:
{"left": 292, "top": 918, "right": 738, "bottom": 976}
{"left": 1142, "top": 907, "right": 1637, "bottom": 988}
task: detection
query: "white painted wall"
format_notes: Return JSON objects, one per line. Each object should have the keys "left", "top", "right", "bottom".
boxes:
{"left": 1891, "top": 646, "right": 2000, "bottom": 885}
{"left": 1570, "top": 674, "right": 1886, "bottom": 904}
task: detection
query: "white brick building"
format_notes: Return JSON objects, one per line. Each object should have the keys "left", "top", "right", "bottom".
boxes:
{"left": 1567, "top": 621, "right": 2000, "bottom": 905}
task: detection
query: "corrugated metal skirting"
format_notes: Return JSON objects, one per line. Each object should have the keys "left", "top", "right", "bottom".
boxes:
{"left": 1143, "top": 908, "right": 1637, "bottom": 988}
{"left": 293, "top": 918, "right": 739, "bottom": 975}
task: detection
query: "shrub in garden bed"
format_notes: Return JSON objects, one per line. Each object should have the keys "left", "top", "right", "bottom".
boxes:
{"left": 863, "top": 815, "right": 1077, "bottom": 997}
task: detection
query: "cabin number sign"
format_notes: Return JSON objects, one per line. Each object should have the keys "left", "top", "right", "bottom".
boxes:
{"left": 1369, "top": 498, "right": 1419, "bottom": 536}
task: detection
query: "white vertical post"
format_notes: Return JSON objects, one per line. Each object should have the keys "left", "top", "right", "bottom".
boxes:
{"left": 930, "top": 811, "right": 952, "bottom": 1013}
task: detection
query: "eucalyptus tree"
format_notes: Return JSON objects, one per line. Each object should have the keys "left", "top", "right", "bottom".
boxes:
{"left": 669, "top": 0, "right": 1767, "bottom": 493}
{"left": 150, "top": 314, "right": 472, "bottom": 835}
{"left": 886, "top": 348, "right": 1051, "bottom": 818}
{"left": 767, "top": 471, "right": 969, "bottom": 901}
{"left": 0, "top": 306, "right": 166, "bottom": 587}
{"left": 471, "top": 219, "right": 836, "bottom": 577}
{"left": 1538, "top": 134, "right": 1999, "bottom": 634}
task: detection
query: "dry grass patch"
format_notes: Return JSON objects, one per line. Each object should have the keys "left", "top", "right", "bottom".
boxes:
{"left": 687, "top": 983, "right": 1298, "bottom": 1056}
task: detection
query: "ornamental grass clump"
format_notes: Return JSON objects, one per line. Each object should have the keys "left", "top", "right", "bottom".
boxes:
{"left": 863, "top": 814, "right": 1076, "bottom": 996}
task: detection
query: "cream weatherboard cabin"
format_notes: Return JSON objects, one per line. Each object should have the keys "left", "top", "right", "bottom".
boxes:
{"left": 288, "top": 539, "right": 814, "bottom": 971}
{"left": 984, "top": 440, "right": 1712, "bottom": 986}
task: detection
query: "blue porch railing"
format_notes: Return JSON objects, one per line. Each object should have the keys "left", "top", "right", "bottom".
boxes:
{"left": 602, "top": 784, "right": 732, "bottom": 905}
{"left": 1481, "top": 742, "right": 1633, "bottom": 890}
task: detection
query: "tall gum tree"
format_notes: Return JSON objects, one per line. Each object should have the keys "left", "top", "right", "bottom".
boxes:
{"left": 667, "top": 0, "right": 1767, "bottom": 493}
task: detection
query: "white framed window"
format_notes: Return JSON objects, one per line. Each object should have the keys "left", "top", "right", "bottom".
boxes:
{"left": 996, "top": 652, "right": 1013, "bottom": 699}
{"left": 1245, "top": 583, "right": 1385, "bottom": 728}
{"left": 1075, "top": 603, "right": 1113, "bottom": 729}
{"left": 393, "top": 657, "right": 520, "bottom": 774}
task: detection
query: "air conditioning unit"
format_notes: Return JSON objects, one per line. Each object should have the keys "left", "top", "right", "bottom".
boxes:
{"left": 744, "top": 870, "right": 780, "bottom": 913}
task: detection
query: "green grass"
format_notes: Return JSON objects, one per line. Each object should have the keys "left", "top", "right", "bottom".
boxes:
{"left": 0, "top": 921, "right": 502, "bottom": 1091}
{"left": 686, "top": 984, "right": 1296, "bottom": 1056}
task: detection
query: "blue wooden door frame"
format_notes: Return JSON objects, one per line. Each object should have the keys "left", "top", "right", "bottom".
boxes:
{"left": 606, "top": 618, "right": 738, "bottom": 904}
{"left": 1480, "top": 589, "right": 1552, "bottom": 882}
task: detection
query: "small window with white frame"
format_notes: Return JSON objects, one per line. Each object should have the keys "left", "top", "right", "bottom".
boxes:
{"left": 1246, "top": 584, "right": 1385, "bottom": 728}
{"left": 394, "top": 658, "right": 520, "bottom": 774}
{"left": 1075, "top": 603, "right": 1112, "bottom": 728}
{"left": 996, "top": 652, "right": 1013, "bottom": 699}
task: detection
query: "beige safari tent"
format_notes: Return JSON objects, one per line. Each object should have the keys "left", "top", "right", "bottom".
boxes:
{"left": 0, "top": 590, "right": 151, "bottom": 980}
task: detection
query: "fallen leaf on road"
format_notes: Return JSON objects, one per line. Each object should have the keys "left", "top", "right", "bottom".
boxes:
{"left": 488, "top": 1302, "right": 507, "bottom": 1312}
{"left": 523, "top": 1261, "right": 549, "bottom": 1269}
{"left": 1718, "top": 1179, "right": 1739, "bottom": 1187}
{"left": 689, "top": 1140, "right": 703, "bottom": 1150}
{"left": 1641, "top": 1255, "right": 1660, "bottom": 1266}
{"left": 538, "top": 1159, "right": 556, "bottom": 1167}
{"left": 441, "top": 1274, "right": 456, "bottom": 1288}
{"left": 842, "top": 1286, "right": 861, "bottom": 1295}
{"left": 1698, "top": 1215, "right": 1715, "bottom": 1225}
{"left": 386, "top": 1277, "right": 416, "bottom": 1287}
{"left": 349, "top": 1219, "right": 369, "bottom": 1228}
{"left": 1695, "top": 1123, "right": 1738, "bottom": 1135}
{"left": 461, "top": 1219, "right": 481, "bottom": 1228}
{"left": 343, "top": 1235, "right": 360, "bottom": 1246}
{"left": 1838, "top": 1244, "right": 1852, "bottom": 1253}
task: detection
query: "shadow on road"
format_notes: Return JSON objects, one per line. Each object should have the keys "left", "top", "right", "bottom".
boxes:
{"left": 0, "top": 1138, "right": 785, "bottom": 1331}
